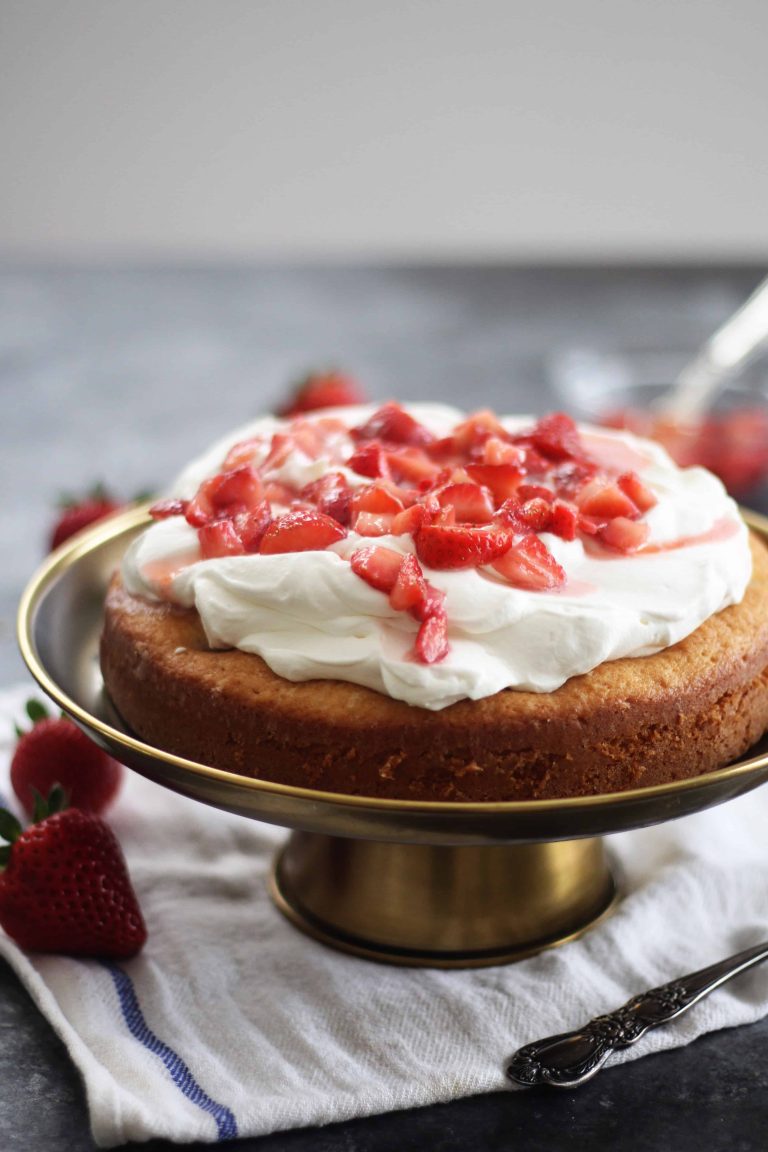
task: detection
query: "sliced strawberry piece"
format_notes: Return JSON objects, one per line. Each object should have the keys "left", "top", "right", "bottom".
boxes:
{"left": 223, "top": 436, "right": 264, "bottom": 470}
{"left": 186, "top": 466, "right": 263, "bottom": 527}
{"left": 599, "top": 517, "right": 650, "bottom": 553}
{"left": 260, "top": 510, "right": 347, "bottom": 553}
{"left": 492, "top": 535, "right": 566, "bottom": 590}
{"left": 353, "top": 511, "right": 396, "bottom": 537}
{"left": 550, "top": 498, "right": 579, "bottom": 541}
{"left": 263, "top": 433, "right": 296, "bottom": 471}
{"left": 233, "top": 502, "right": 272, "bottom": 552}
{"left": 517, "top": 497, "right": 552, "bottom": 532}
{"left": 199, "top": 520, "right": 245, "bottom": 559}
{"left": 300, "top": 472, "right": 352, "bottom": 525}
{"left": 577, "top": 479, "right": 640, "bottom": 520}
{"left": 482, "top": 437, "right": 526, "bottom": 466}
{"left": 264, "top": 481, "right": 298, "bottom": 506}
{"left": 529, "top": 412, "right": 585, "bottom": 461}
{"left": 414, "top": 610, "right": 449, "bottom": 663}
{"left": 516, "top": 483, "right": 553, "bottom": 503}
{"left": 451, "top": 410, "right": 511, "bottom": 455}
{"left": 437, "top": 482, "right": 495, "bottom": 524}
{"left": 149, "top": 498, "right": 189, "bottom": 520}
{"left": 278, "top": 370, "right": 367, "bottom": 416}
{"left": 550, "top": 459, "right": 599, "bottom": 499}
{"left": 465, "top": 463, "right": 525, "bottom": 503}
{"left": 386, "top": 446, "right": 443, "bottom": 483}
{"left": 617, "top": 471, "right": 657, "bottom": 513}
{"left": 350, "top": 483, "right": 405, "bottom": 517}
{"left": 389, "top": 553, "right": 428, "bottom": 612}
{"left": 350, "top": 545, "right": 404, "bottom": 593}
{"left": 577, "top": 514, "right": 606, "bottom": 536}
{"left": 346, "top": 442, "right": 392, "bottom": 480}
{"left": 391, "top": 503, "right": 431, "bottom": 536}
{"left": 354, "top": 403, "right": 435, "bottom": 447}
{"left": 410, "top": 584, "right": 447, "bottom": 622}
{"left": 434, "top": 505, "right": 457, "bottom": 526}
{"left": 415, "top": 522, "right": 512, "bottom": 569}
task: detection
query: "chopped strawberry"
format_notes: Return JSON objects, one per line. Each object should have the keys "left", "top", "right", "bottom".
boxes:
{"left": 617, "top": 471, "right": 657, "bottom": 513}
{"left": 415, "top": 522, "right": 512, "bottom": 569}
{"left": 550, "top": 499, "right": 579, "bottom": 541}
{"left": 353, "top": 511, "right": 396, "bottom": 537}
{"left": 577, "top": 479, "right": 640, "bottom": 520}
{"left": 350, "top": 545, "right": 404, "bottom": 592}
{"left": 482, "top": 437, "right": 526, "bottom": 466}
{"left": 391, "top": 503, "right": 431, "bottom": 536}
{"left": 350, "top": 483, "right": 405, "bottom": 517}
{"left": 263, "top": 433, "right": 296, "bottom": 471}
{"left": 410, "top": 584, "right": 447, "bottom": 622}
{"left": 278, "top": 370, "right": 367, "bottom": 416}
{"left": 346, "top": 443, "right": 392, "bottom": 480}
{"left": 199, "top": 519, "right": 245, "bottom": 559}
{"left": 577, "top": 514, "right": 606, "bottom": 536}
{"left": 599, "top": 517, "right": 650, "bottom": 553}
{"left": 465, "top": 463, "right": 524, "bottom": 503}
{"left": 451, "top": 410, "right": 511, "bottom": 454}
{"left": 260, "top": 510, "right": 346, "bottom": 553}
{"left": 300, "top": 472, "right": 352, "bottom": 525}
{"left": 263, "top": 481, "right": 298, "bottom": 506}
{"left": 385, "top": 446, "right": 443, "bottom": 484}
{"left": 434, "top": 505, "right": 457, "bottom": 526}
{"left": 437, "top": 482, "right": 495, "bottom": 524}
{"left": 414, "top": 610, "right": 449, "bottom": 663}
{"left": 550, "top": 460, "right": 599, "bottom": 500}
{"left": 529, "top": 412, "right": 585, "bottom": 461}
{"left": 389, "top": 553, "right": 429, "bottom": 612}
{"left": 233, "top": 502, "right": 272, "bottom": 552}
{"left": 149, "top": 498, "right": 189, "bottom": 520}
{"left": 516, "top": 483, "right": 553, "bottom": 503}
{"left": 492, "top": 535, "right": 566, "bottom": 590}
{"left": 186, "top": 465, "right": 263, "bottom": 527}
{"left": 223, "top": 436, "right": 264, "bottom": 471}
{"left": 516, "top": 497, "right": 552, "bottom": 532}
{"left": 354, "top": 403, "right": 435, "bottom": 447}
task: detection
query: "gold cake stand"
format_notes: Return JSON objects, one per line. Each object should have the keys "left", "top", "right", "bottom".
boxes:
{"left": 17, "top": 507, "right": 768, "bottom": 967}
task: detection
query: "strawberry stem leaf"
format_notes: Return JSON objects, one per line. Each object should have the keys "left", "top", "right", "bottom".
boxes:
{"left": 31, "top": 788, "right": 47, "bottom": 824}
{"left": 0, "top": 809, "right": 22, "bottom": 845}
{"left": 0, "top": 845, "right": 10, "bottom": 868}
{"left": 47, "top": 784, "right": 68, "bottom": 815}
{"left": 25, "top": 699, "right": 48, "bottom": 725}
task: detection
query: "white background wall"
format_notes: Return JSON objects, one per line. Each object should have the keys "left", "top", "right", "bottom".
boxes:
{"left": 1, "top": 0, "right": 767, "bottom": 261}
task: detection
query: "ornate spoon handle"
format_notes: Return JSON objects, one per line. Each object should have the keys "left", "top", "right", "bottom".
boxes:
{"left": 507, "top": 940, "right": 768, "bottom": 1089}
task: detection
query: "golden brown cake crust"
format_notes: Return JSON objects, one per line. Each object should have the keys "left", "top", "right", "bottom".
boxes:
{"left": 100, "top": 533, "right": 768, "bottom": 801}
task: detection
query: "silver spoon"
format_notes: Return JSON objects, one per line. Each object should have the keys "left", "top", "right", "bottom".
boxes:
{"left": 507, "top": 938, "right": 768, "bottom": 1089}
{"left": 659, "top": 275, "right": 768, "bottom": 422}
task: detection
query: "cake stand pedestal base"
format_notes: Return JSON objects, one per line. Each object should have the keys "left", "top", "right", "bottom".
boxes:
{"left": 270, "top": 832, "right": 618, "bottom": 968}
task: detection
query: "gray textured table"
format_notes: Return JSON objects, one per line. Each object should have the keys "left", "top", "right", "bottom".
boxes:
{"left": 1, "top": 263, "right": 767, "bottom": 1150}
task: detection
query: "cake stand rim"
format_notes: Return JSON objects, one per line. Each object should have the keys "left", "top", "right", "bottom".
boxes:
{"left": 16, "top": 501, "right": 768, "bottom": 826}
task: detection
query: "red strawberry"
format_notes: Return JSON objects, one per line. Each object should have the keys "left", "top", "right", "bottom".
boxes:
{"left": 414, "top": 522, "right": 512, "bottom": 569}
{"left": 599, "top": 516, "right": 650, "bottom": 553}
{"left": 437, "top": 482, "right": 495, "bottom": 524}
{"left": 346, "top": 443, "right": 392, "bottom": 480}
{"left": 278, "top": 370, "right": 367, "bottom": 416}
{"left": 391, "top": 503, "right": 431, "bottom": 536}
{"left": 465, "top": 463, "right": 524, "bottom": 503}
{"left": 617, "top": 471, "right": 657, "bottom": 513}
{"left": 550, "top": 498, "right": 579, "bottom": 541}
{"left": 353, "top": 403, "right": 435, "bottom": 447}
{"left": 300, "top": 472, "right": 352, "bottom": 525}
{"left": 149, "top": 498, "right": 189, "bottom": 520}
{"left": 385, "top": 446, "right": 442, "bottom": 484}
{"left": 352, "top": 511, "right": 396, "bottom": 536}
{"left": 350, "top": 482, "right": 405, "bottom": 518}
{"left": 198, "top": 519, "right": 245, "bottom": 559}
{"left": 415, "top": 610, "right": 449, "bottom": 663}
{"left": 492, "top": 535, "right": 567, "bottom": 590}
{"left": 50, "top": 487, "right": 122, "bottom": 551}
{"left": 0, "top": 790, "right": 146, "bottom": 959}
{"left": 350, "top": 545, "right": 404, "bottom": 593}
{"left": 11, "top": 700, "right": 122, "bottom": 817}
{"left": 576, "top": 478, "right": 640, "bottom": 520}
{"left": 260, "top": 509, "right": 347, "bottom": 553}
{"left": 389, "top": 552, "right": 428, "bottom": 612}
{"left": 186, "top": 466, "right": 263, "bottom": 527}
{"left": 528, "top": 412, "right": 585, "bottom": 461}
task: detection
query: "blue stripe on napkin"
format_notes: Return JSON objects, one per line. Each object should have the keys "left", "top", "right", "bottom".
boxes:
{"left": 103, "top": 962, "right": 238, "bottom": 1140}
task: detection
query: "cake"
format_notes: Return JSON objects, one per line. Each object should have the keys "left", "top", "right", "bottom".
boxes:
{"left": 100, "top": 402, "right": 768, "bottom": 800}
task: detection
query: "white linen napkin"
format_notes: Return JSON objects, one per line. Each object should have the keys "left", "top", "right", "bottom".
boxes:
{"left": 1, "top": 682, "right": 767, "bottom": 1147}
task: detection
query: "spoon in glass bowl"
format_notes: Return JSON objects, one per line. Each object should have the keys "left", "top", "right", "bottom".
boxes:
{"left": 658, "top": 274, "right": 768, "bottom": 422}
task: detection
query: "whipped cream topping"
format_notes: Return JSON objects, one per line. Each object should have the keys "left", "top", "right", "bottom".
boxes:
{"left": 122, "top": 403, "right": 752, "bottom": 710}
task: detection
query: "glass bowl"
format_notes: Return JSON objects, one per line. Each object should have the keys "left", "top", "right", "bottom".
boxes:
{"left": 550, "top": 349, "right": 768, "bottom": 501}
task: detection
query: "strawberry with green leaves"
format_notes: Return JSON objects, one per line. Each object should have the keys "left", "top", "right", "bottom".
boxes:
{"left": 0, "top": 787, "right": 147, "bottom": 958}
{"left": 11, "top": 699, "right": 123, "bottom": 817}
{"left": 49, "top": 484, "right": 123, "bottom": 551}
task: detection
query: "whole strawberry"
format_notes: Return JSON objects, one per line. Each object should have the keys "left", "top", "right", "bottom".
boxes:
{"left": 0, "top": 789, "right": 147, "bottom": 958}
{"left": 49, "top": 484, "right": 122, "bottom": 551}
{"left": 277, "top": 370, "right": 367, "bottom": 416}
{"left": 11, "top": 699, "right": 123, "bottom": 817}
